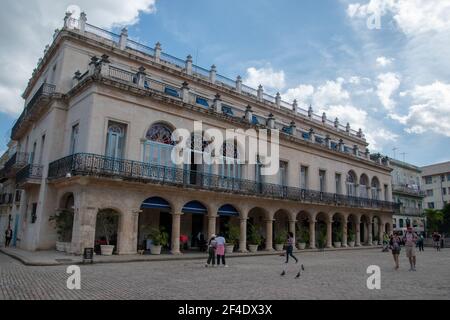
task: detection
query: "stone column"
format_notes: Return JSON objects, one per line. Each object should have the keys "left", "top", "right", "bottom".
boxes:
{"left": 210, "top": 65, "right": 217, "bottom": 84}
{"left": 155, "top": 42, "right": 162, "bottom": 62}
{"left": 186, "top": 55, "right": 193, "bottom": 75}
{"left": 265, "top": 219, "right": 274, "bottom": 251}
{"left": 378, "top": 222, "right": 384, "bottom": 245}
{"left": 355, "top": 218, "right": 361, "bottom": 247}
{"left": 208, "top": 215, "right": 217, "bottom": 239}
{"left": 367, "top": 221, "right": 373, "bottom": 245}
{"left": 239, "top": 218, "right": 248, "bottom": 253}
{"left": 342, "top": 216, "right": 348, "bottom": 247}
{"left": 326, "top": 219, "right": 333, "bottom": 248}
{"left": 309, "top": 219, "right": 316, "bottom": 249}
{"left": 119, "top": 28, "right": 128, "bottom": 50}
{"left": 117, "top": 210, "right": 140, "bottom": 255}
{"left": 171, "top": 213, "right": 182, "bottom": 255}
{"left": 289, "top": 220, "right": 296, "bottom": 242}
{"left": 236, "top": 76, "right": 242, "bottom": 93}
{"left": 71, "top": 206, "right": 97, "bottom": 255}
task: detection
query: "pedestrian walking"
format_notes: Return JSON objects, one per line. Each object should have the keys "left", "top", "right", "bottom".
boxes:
{"left": 403, "top": 227, "right": 418, "bottom": 271}
{"left": 205, "top": 234, "right": 217, "bottom": 267}
{"left": 432, "top": 232, "right": 441, "bottom": 252}
{"left": 215, "top": 233, "right": 228, "bottom": 267}
{"left": 418, "top": 233, "right": 424, "bottom": 252}
{"left": 281, "top": 232, "right": 304, "bottom": 278}
{"left": 389, "top": 233, "right": 401, "bottom": 270}
{"left": 4, "top": 227, "right": 12, "bottom": 247}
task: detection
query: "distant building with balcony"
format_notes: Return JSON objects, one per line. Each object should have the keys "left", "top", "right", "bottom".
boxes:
{"left": 389, "top": 158, "right": 426, "bottom": 233}
{"left": 421, "top": 161, "right": 450, "bottom": 211}
{"left": 0, "top": 12, "right": 397, "bottom": 255}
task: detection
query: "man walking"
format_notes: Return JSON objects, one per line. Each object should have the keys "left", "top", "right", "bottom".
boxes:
{"left": 404, "top": 227, "right": 418, "bottom": 271}
{"left": 4, "top": 227, "right": 13, "bottom": 247}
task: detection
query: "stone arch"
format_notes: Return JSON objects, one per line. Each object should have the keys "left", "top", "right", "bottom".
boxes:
{"left": 372, "top": 215, "right": 382, "bottom": 244}
{"left": 360, "top": 214, "right": 371, "bottom": 245}
{"left": 180, "top": 200, "right": 209, "bottom": 249}
{"left": 137, "top": 196, "right": 173, "bottom": 253}
{"left": 247, "top": 207, "right": 270, "bottom": 250}
{"left": 315, "top": 212, "right": 330, "bottom": 248}
{"left": 54, "top": 192, "right": 76, "bottom": 246}
{"left": 347, "top": 214, "right": 359, "bottom": 246}
{"left": 145, "top": 121, "right": 176, "bottom": 143}
{"left": 95, "top": 208, "right": 121, "bottom": 255}
{"left": 295, "top": 211, "right": 311, "bottom": 247}
{"left": 217, "top": 204, "right": 240, "bottom": 243}
{"left": 332, "top": 212, "right": 346, "bottom": 247}
{"left": 273, "top": 209, "right": 290, "bottom": 245}
{"left": 371, "top": 176, "right": 381, "bottom": 200}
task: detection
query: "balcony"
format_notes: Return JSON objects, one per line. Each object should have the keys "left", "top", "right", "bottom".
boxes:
{"left": 392, "top": 184, "right": 426, "bottom": 198}
{"left": 48, "top": 153, "right": 398, "bottom": 211}
{"left": 0, "top": 193, "right": 13, "bottom": 206}
{"left": 1, "top": 152, "right": 29, "bottom": 179}
{"left": 394, "top": 207, "right": 424, "bottom": 217}
{"left": 12, "top": 83, "right": 56, "bottom": 140}
{"left": 16, "top": 164, "right": 43, "bottom": 186}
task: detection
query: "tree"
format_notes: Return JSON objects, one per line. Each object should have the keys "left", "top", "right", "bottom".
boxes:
{"left": 425, "top": 209, "right": 444, "bottom": 234}
{"left": 441, "top": 203, "right": 450, "bottom": 234}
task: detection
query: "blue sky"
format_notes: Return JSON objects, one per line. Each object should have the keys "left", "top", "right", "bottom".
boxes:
{"left": 1, "top": 0, "right": 449, "bottom": 166}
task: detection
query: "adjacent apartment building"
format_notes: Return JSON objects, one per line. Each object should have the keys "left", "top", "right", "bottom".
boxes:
{"left": 422, "top": 161, "right": 450, "bottom": 211}
{"left": 390, "top": 159, "right": 426, "bottom": 234}
{"left": 0, "top": 12, "right": 396, "bottom": 255}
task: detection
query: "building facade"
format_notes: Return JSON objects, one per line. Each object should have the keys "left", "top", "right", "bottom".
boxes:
{"left": 421, "top": 161, "right": 450, "bottom": 211}
{"left": 389, "top": 159, "right": 426, "bottom": 233}
{"left": 0, "top": 12, "right": 397, "bottom": 255}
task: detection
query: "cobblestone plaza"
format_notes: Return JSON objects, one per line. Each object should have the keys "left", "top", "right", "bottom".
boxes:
{"left": 1, "top": 249, "right": 449, "bottom": 300}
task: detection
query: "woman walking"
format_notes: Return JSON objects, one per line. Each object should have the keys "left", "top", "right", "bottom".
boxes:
{"left": 390, "top": 233, "right": 402, "bottom": 270}
{"left": 205, "top": 234, "right": 217, "bottom": 267}
{"left": 215, "top": 233, "right": 228, "bottom": 268}
{"left": 281, "top": 232, "right": 304, "bottom": 278}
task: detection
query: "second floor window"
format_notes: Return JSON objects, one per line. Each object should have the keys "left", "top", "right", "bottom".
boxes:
{"left": 319, "top": 170, "right": 326, "bottom": 192}
{"left": 426, "top": 189, "right": 434, "bottom": 197}
{"left": 300, "top": 166, "right": 308, "bottom": 189}
{"left": 70, "top": 124, "right": 79, "bottom": 155}
{"left": 106, "top": 122, "right": 126, "bottom": 159}
{"left": 443, "top": 188, "right": 447, "bottom": 195}
{"left": 280, "top": 161, "right": 288, "bottom": 186}
{"left": 425, "top": 176, "right": 432, "bottom": 184}
{"left": 428, "top": 202, "right": 435, "bottom": 209}
{"left": 335, "top": 174, "right": 342, "bottom": 194}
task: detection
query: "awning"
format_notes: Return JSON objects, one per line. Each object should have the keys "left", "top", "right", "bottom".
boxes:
{"left": 141, "top": 197, "right": 171, "bottom": 210}
{"left": 182, "top": 201, "right": 207, "bottom": 215}
{"left": 218, "top": 204, "right": 239, "bottom": 217}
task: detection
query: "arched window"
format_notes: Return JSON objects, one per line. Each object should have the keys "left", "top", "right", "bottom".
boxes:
{"left": 371, "top": 177, "right": 380, "bottom": 200}
{"left": 219, "top": 141, "right": 241, "bottom": 185}
{"left": 359, "top": 174, "right": 369, "bottom": 198}
{"left": 143, "top": 123, "right": 175, "bottom": 167}
{"left": 346, "top": 171, "right": 357, "bottom": 197}
{"left": 106, "top": 122, "right": 126, "bottom": 159}
{"left": 146, "top": 123, "right": 174, "bottom": 145}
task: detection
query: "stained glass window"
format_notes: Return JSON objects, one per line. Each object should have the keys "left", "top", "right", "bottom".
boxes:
{"left": 146, "top": 124, "right": 174, "bottom": 145}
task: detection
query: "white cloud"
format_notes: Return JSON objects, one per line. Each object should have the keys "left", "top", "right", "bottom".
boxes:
{"left": 313, "top": 79, "right": 350, "bottom": 107}
{"left": 376, "top": 72, "right": 400, "bottom": 110}
{"left": 390, "top": 81, "right": 450, "bottom": 137}
{"left": 376, "top": 56, "right": 394, "bottom": 67}
{"left": 347, "top": 0, "right": 450, "bottom": 36}
{"left": 0, "top": 0, "right": 157, "bottom": 116}
{"left": 244, "top": 66, "right": 286, "bottom": 92}
{"left": 283, "top": 85, "right": 314, "bottom": 105}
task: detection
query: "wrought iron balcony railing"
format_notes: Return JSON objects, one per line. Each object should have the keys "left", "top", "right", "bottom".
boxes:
{"left": 394, "top": 207, "right": 424, "bottom": 217}
{"left": 48, "top": 153, "right": 398, "bottom": 211}
{"left": 392, "top": 184, "right": 426, "bottom": 197}
{"left": 12, "top": 83, "right": 56, "bottom": 139}
{"left": 16, "top": 164, "right": 43, "bottom": 185}
{"left": 3, "top": 152, "right": 29, "bottom": 172}
{"left": 0, "top": 193, "right": 13, "bottom": 205}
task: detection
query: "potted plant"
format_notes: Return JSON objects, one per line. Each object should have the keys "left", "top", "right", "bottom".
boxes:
{"left": 225, "top": 223, "right": 240, "bottom": 254}
{"left": 247, "top": 224, "right": 262, "bottom": 253}
{"left": 97, "top": 212, "right": 118, "bottom": 256}
{"left": 274, "top": 231, "right": 287, "bottom": 251}
{"left": 297, "top": 228, "right": 309, "bottom": 250}
{"left": 49, "top": 209, "right": 74, "bottom": 253}
{"left": 333, "top": 230, "right": 343, "bottom": 248}
{"left": 348, "top": 230, "right": 356, "bottom": 247}
{"left": 146, "top": 227, "right": 169, "bottom": 255}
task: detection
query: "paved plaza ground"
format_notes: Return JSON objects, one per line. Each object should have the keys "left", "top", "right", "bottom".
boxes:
{"left": 1, "top": 248, "right": 449, "bottom": 300}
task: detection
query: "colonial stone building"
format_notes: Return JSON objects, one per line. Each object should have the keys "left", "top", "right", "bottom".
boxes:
{"left": 421, "top": 161, "right": 450, "bottom": 211}
{"left": 389, "top": 159, "right": 426, "bottom": 234}
{"left": 0, "top": 12, "right": 396, "bottom": 255}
